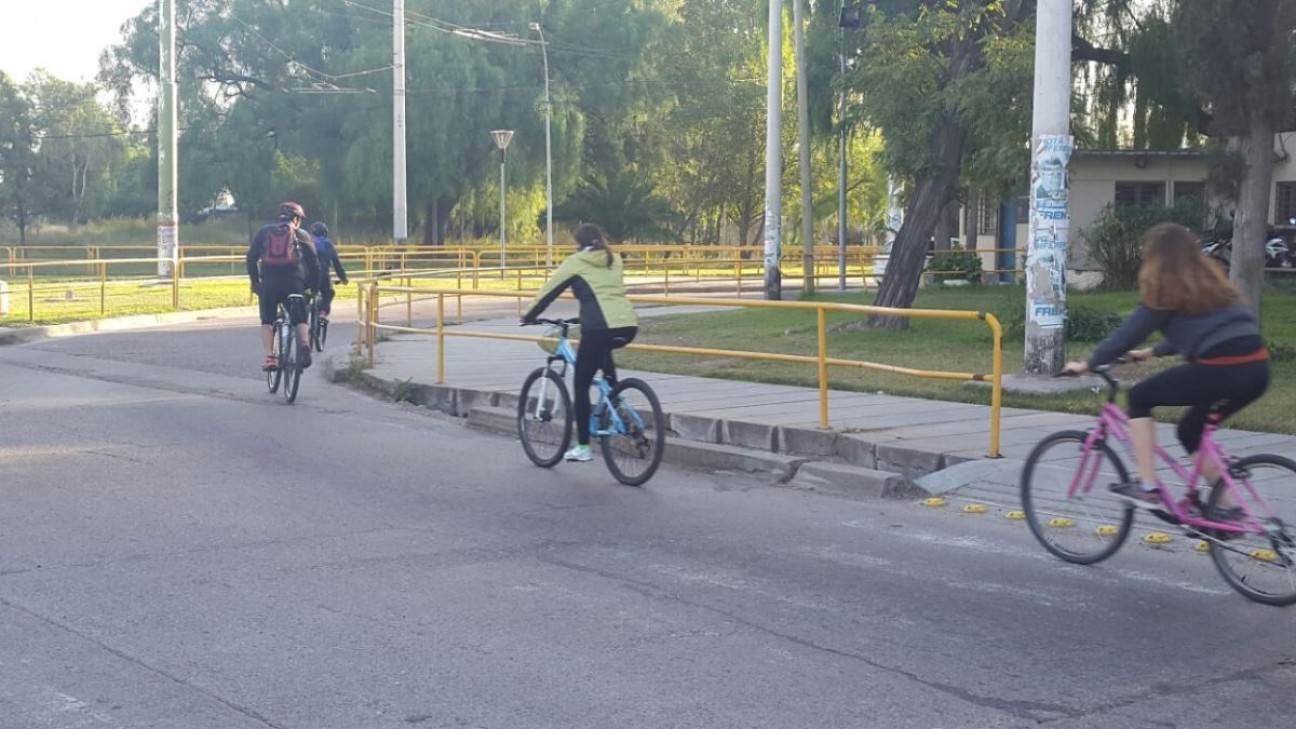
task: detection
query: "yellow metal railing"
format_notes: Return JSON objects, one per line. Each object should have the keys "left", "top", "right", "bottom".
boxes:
{"left": 358, "top": 284, "right": 1004, "bottom": 458}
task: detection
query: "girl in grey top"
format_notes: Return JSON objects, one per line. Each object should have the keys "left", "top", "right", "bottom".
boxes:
{"left": 1062, "top": 223, "right": 1269, "bottom": 506}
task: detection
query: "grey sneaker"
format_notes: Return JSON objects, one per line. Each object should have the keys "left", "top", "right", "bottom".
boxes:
{"left": 1109, "top": 480, "right": 1161, "bottom": 504}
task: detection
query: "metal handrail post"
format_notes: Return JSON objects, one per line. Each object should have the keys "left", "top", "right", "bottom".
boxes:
{"left": 817, "top": 307, "right": 829, "bottom": 429}
{"left": 436, "top": 292, "right": 445, "bottom": 384}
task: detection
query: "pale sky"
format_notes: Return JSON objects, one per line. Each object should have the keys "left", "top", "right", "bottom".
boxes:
{"left": 0, "top": 0, "right": 151, "bottom": 83}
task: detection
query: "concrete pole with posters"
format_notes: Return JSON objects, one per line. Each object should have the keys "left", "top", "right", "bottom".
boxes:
{"left": 1023, "top": 0, "right": 1073, "bottom": 375}
{"left": 156, "top": 0, "right": 178, "bottom": 278}
{"left": 793, "top": 0, "right": 814, "bottom": 294}
{"left": 762, "top": 0, "right": 784, "bottom": 300}
{"left": 393, "top": 0, "right": 409, "bottom": 244}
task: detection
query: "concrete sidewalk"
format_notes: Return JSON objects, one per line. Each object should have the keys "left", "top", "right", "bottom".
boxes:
{"left": 334, "top": 304, "right": 1296, "bottom": 509}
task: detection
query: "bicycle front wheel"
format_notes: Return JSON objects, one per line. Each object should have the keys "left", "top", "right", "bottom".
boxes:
{"left": 599, "top": 378, "right": 666, "bottom": 487}
{"left": 517, "top": 367, "right": 572, "bottom": 468}
{"left": 283, "top": 334, "right": 302, "bottom": 404}
{"left": 1021, "top": 430, "right": 1134, "bottom": 565}
{"left": 1207, "top": 454, "right": 1296, "bottom": 606}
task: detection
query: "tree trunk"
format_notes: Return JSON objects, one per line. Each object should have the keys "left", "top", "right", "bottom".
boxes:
{"left": 867, "top": 116, "right": 969, "bottom": 330}
{"left": 1230, "top": 116, "right": 1276, "bottom": 316}
{"left": 421, "top": 198, "right": 455, "bottom": 245}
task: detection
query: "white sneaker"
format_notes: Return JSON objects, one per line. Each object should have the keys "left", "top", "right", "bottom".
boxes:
{"left": 564, "top": 444, "right": 594, "bottom": 462}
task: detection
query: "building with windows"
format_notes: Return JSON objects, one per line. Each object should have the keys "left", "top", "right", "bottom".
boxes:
{"left": 962, "top": 132, "right": 1296, "bottom": 282}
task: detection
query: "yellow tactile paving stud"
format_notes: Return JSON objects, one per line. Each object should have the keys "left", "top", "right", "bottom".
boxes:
{"left": 1005, "top": 510, "right": 1026, "bottom": 521}
{"left": 1096, "top": 525, "right": 1121, "bottom": 537}
{"left": 923, "top": 497, "right": 947, "bottom": 508}
{"left": 1250, "top": 549, "right": 1278, "bottom": 563}
{"left": 1048, "top": 517, "right": 1075, "bottom": 528}
{"left": 1143, "top": 532, "right": 1173, "bottom": 545}
{"left": 1194, "top": 540, "right": 1210, "bottom": 553}
{"left": 962, "top": 504, "right": 988, "bottom": 514}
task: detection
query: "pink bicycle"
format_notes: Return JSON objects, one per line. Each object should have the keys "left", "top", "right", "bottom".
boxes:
{"left": 1020, "top": 365, "right": 1296, "bottom": 606}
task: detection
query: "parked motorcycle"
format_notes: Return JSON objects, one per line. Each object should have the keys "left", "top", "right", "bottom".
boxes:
{"left": 1200, "top": 225, "right": 1296, "bottom": 271}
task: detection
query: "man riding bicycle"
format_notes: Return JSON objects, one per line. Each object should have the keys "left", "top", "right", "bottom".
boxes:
{"left": 309, "top": 221, "right": 349, "bottom": 322}
{"left": 247, "top": 201, "right": 321, "bottom": 372}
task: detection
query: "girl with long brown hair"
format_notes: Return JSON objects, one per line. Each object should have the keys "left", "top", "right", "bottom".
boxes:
{"left": 1063, "top": 223, "right": 1270, "bottom": 509}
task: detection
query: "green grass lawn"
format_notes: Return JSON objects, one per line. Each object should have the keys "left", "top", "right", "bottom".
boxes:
{"left": 2, "top": 277, "right": 256, "bottom": 326}
{"left": 619, "top": 283, "right": 1296, "bottom": 434}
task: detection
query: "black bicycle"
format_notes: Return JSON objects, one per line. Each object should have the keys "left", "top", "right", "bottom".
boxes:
{"left": 308, "top": 289, "right": 328, "bottom": 352}
{"left": 266, "top": 294, "right": 305, "bottom": 403}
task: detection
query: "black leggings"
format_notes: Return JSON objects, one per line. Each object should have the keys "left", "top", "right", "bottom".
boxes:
{"left": 1126, "top": 359, "right": 1269, "bottom": 453}
{"left": 575, "top": 326, "right": 638, "bottom": 444}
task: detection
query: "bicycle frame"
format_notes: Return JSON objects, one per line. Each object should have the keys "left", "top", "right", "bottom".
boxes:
{"left": 531, "top": 321, "right": 644, "bottom": 438}
{"left": 1075, "top": 399, "right": 1270, "bottom": 538}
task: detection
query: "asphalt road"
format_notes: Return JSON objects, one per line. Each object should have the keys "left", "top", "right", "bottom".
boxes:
{"left": 1, "top": 317, "right": 1295, "bottom": 729}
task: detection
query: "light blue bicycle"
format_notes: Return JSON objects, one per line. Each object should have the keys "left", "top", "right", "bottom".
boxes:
{"left": 518, "top": 317, "right": 666, "bottom": 486}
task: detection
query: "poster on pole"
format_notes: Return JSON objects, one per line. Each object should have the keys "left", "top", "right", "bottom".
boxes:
{"left": 1026, "top": 134, "right": 1072, "bottom": 329}
{"left": 157, "top": 223, "right": 177, "bottom": 278}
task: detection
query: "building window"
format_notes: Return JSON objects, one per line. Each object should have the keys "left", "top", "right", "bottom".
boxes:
{"left": 1276, "top": 182, "right": 1296, "bottom": 222}
{"left": 1114, "top": 181, "right": 1166, "bottom": 208}
{"left": 1016, "top": 194, "right": 1030, "bottom": 223}
{"left": 977, "top": 194, "right": 998, "bottom": 235}
{"left": 1173, "top": 181, "right": 1205, "bottom": 203}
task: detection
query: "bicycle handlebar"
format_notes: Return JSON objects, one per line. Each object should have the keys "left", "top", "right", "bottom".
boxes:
{"left": 526, "top": 317, "right": 580, "bottom": 327}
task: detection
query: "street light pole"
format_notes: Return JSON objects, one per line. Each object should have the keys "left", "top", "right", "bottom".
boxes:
{"left": 393, "top": 0, "right": 408, "bottom": 244}
{"left": 492, "top": 130, "right": 515, "bottom": 278}
{"left": 529, "top": 23, "right": 554, "bottom": 268}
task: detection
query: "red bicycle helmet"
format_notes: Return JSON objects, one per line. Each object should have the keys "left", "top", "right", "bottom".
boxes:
{"left": 279, "top": 201, "right": 306, "bottom": 221}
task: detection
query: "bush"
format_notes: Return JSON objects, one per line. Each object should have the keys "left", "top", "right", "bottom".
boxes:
{"left": 927, "top": 248, "right": 983, "bottom": 284}
{"left": 997, "top": 286, "right": 1122, "bottom": 343}
{"left": 1080, "top": 196, "right": 1215, "bottom": 290}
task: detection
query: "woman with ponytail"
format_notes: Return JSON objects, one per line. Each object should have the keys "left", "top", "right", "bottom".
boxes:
{"left": 522, "top": 224, "right": 639, "bottom": 462}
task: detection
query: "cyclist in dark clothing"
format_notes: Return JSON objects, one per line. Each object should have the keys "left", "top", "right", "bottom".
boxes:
{"left": 247, "top": 201, "right": 321, "bottom": 372}
{"left": 309, "top": 221, "right": 349, "bottom": 321}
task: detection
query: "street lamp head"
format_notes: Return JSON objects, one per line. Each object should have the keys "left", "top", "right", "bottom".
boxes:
{"left": 528, "top": 22, "right": 541, "bottom": 32}
{"left": 491, "top": 129, "right": 515, "bottom": 151}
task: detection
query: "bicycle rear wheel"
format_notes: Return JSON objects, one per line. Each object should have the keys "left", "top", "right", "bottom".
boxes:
{"left": 599, "top": 378, "right": 666, "bottom": 486}
{"left": 283, "top": 333, "right": 302, "bottom": 404}
{"left": 1021, "top": 430, "right": 1134, "bottom": 564}
{"left": 266, "top": 321, "right": 284, "bottom": 394}
{"left": 517, "top": 367, "right": 572, "bottom": 468}
{"left": 1207, "top": 454, "right": 1296, "bottom": 606}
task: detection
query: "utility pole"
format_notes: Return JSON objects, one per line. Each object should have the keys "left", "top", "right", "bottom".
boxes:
{"left": 793, "top": 0, "right": 813, "bottom": 294}
{"left": 762, "top": 0, "right": 784, "bottom": 301}
{"left": 529, "top": 23, "right": 554, "bottom": 267}
{"left": 393, "top": 0, "right": 409, "bottom": 245}
{"left": 156, "top": 0, "right": 178, "bottom": 279}
{"left": 1023, "top": 0, "right": 1073, "bottom": 375}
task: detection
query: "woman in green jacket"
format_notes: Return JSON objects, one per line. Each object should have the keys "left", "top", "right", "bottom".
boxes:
{"left": 522, "top": 224, "right": 639, "bottom": 462}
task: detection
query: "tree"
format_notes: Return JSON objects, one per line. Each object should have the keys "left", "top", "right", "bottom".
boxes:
{"left": 551, "top": 170, "right": 681, "bottom": 242}
{"left": 24, "top": 72, "right": 129, "bottom": 225}
{"left": 843, "top": 0, "right": 1033, "bottom": 329}
{"left": 1173, "top": 0, "right": 1296, "bottom": 314}
{"left": 0, "top": 72, "right": 39, "bottom": 243}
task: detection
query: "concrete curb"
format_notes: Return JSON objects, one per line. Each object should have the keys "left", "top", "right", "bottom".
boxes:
{"left": 0, "top": 305, "right": 258, "bottom": 346}
{"left": 329, "top": 354, "right": 951, "bottom": 500}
